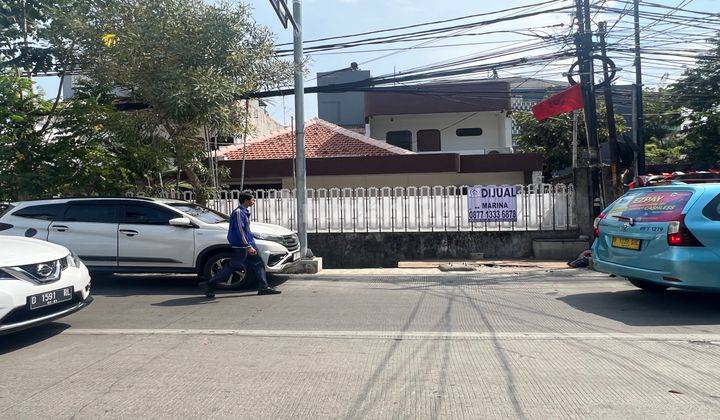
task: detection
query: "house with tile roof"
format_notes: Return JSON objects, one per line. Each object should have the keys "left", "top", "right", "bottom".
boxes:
{"left": 216, "top": 118, "right": 543, "bottom": 190}
{"left": 219, "top": 118, "right": 412, "bottom": 161}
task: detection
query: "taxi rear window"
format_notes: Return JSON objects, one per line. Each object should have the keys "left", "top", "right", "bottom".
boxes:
{"left": 607, "top": 190, "right": 693, "bottom": 222}
{"left": 703, "top": 194, "right": 720, "bottom": 221}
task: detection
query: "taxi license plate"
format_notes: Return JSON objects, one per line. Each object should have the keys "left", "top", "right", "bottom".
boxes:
{"left": 28, "top": 286, "right": 74, "bottom": 310}
{"left": 612, "top": 236, "right": 641, "bottom": 250}
{"left": 293, "top": 251, "right": 301, "bottom": 261}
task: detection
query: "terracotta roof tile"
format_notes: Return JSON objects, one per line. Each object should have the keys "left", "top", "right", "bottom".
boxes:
{"left": 218, "top": 119, "right": 413, "bottom": 160}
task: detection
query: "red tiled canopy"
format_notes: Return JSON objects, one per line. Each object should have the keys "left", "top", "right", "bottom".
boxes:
{"left": 218, "top": 119, "right": 413, "bottom": 160}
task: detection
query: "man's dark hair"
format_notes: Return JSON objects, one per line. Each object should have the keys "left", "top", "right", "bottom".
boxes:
{"left": 239, "top": 192, "right": 254, "bottom": 203}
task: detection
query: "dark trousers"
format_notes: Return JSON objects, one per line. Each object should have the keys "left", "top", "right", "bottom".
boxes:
{"left": 208, "top": 247, "right": 269, "bottom": 289}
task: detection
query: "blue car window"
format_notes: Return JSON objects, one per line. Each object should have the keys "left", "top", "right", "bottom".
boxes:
{"left": 606, "top": 190, "right": 693, "bottom": 222}
{"left": 702, "top": 193, "right": 720, "bottom": 221}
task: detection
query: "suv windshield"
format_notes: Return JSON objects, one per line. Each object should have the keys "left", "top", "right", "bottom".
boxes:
{"left": 169, "top": 203, "right": 229, "bottom": 224}
{"left": 607, "top": 190, "right": 693, "bottom": 222}
{"left": 0, "top": 203, "right": 14, "bottom": 218}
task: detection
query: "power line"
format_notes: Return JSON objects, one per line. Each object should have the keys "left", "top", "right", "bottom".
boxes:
{"left": 276, "top": 0, "right": 568, "bottom": 46}
{"left": 276, "top": 5, "right": 576, "bottom": 54}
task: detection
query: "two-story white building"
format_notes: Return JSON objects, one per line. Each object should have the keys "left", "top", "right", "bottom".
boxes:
{"left": 364, "top": 81, "right": 514, "bottom": 155}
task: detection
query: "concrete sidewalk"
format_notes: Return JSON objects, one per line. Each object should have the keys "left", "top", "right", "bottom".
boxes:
{"left": 315, "top": 259, "right": 573, "bottom": 276}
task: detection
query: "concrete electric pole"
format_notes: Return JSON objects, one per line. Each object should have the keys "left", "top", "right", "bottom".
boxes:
{"left": 269, "top": 0, "right": 308, "bottom": 257}
{"left": 574, "top": 0, "right": 604, "bottom": 216}
{"left": 598, "top": 21, "right": 620, "bottom": 196}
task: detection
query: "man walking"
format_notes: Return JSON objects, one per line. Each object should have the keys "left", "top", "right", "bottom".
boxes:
{"left": 199, "top": 193, "right": 281, "bottom": 298}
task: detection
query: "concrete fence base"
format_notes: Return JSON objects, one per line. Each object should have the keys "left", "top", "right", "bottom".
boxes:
{"left": 308, "top": 230, "right": 583, "bottom": 268}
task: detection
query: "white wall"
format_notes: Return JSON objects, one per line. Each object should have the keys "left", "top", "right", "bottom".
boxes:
{"left": 367, "top": 111, "right": 513, "bottom": 154}
{"left": 279, "top": 171, "right": 526, "bottom": 189}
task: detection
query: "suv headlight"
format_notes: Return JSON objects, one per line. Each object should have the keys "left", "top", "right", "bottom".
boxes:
{"left": 253, "top": 232, "right": 284, "bottom": 242}
{"left": 66, "top": 252, "right": 82, "bottom": 268}
{"left": 0, "top": 268, "right": 14, "bottom": 280}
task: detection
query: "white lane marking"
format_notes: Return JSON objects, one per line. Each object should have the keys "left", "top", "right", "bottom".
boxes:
{"left": 61, "top": 329, "right": 720, "bottom": 342}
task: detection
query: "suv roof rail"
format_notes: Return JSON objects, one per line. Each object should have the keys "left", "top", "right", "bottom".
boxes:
{"left": 16, "top": 196, "right": 157, "bottom": 202}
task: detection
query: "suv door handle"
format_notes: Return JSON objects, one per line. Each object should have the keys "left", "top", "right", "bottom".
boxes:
{"left": 119, "top": 229, "right": 139, "bottom": 237}
{"left": 52, "top": 225, "right": 69, "bottom": 232}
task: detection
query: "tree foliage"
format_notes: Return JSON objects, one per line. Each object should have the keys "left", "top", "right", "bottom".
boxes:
{"left": 1, "top": 0, "right": 291, "bottom": 202}
{"left": 514, "top": 100, "right": 629, "bottom": 178}
{"left": 670, "top": 35, "right": 720, "bottom": 166}
{"left": 643, "top": 88, "right": 684, "bottom": 165}
{"left": 67, "top": 0, "right": 293, "bottom": 202}
{"left": 0, "top": 72, "right": 169, "bottom": 201}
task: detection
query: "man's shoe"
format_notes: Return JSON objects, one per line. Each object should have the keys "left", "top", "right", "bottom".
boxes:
{"left": 258, "top": 287, "right": 281, "bottom": 296}
{"left": 199, "top": 281, "right": 215, "bottom": 299}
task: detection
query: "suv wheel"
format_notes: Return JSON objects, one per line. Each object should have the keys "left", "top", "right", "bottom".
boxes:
{"left": 628, "top": 278, "right": 668, "bottom": 292}
{"left": 203, "top": 252, "right": 257, "bottom": 290}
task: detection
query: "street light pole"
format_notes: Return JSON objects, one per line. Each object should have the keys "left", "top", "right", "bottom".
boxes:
{"left": 292, "top": 0, "right": 308, "bottom": 257}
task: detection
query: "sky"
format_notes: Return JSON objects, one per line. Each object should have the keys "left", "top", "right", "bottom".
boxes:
{"left": 35, "top": 0, "right": 720, "bottom": 126}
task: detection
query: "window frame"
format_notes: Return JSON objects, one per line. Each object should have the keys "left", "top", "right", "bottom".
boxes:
{"left": 416, "top": 129, "right": 442, "bottom": 152}
{"left": 12, "top": 203, "right": 66, "bottom": 221}
{"left": 121, "top": 203, "right": 182, "bottom": 226}
{"left": 385, "top": 130, "right": 413, "bottom": 151}
{"left": 702, "top": 193, "right": 720, "bottom": 221}
{"left": 58, "top": 203, "right": 120, "bottom": 224}
{"left": 456, "top": 128, "right": 483, "bottom": 137}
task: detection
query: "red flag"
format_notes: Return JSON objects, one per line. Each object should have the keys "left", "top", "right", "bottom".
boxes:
{"left": 531, "top": 84, "right": 584, "bottom": 121}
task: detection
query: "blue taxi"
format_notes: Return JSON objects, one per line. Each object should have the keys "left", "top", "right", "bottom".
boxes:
{"left": 592, "top": 183, "right": 720, "bottom": 292}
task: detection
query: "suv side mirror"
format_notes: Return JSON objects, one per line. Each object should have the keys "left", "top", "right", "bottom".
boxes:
{"left": 169, "top": 217, "right": 193, "bottom": 227}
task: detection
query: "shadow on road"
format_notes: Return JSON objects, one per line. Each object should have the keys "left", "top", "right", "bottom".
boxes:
{"left": 560, "top": 289, "right": 720, "bottom": 326}
{"left": 0, "top": 323, "right": 70, "bottom": 355}
{"left": 89, "top": 273, "right": 289, "bottom": 297}
{"left": 152, "top": 292, "right": 260, "bottom": 307}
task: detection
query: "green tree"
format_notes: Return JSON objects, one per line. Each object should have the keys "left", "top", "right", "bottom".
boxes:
{"left": 0, "top": 73, "right": 52, "bottom": 200}
{"left": 670, "top": 35, "right": 720, "bottom": 166}
{"left": 514, "top": 100, "right": 629, "bottom": 178}
{"left": 0, "top": 71, "right": 169, "bottom": 201}
{"left": 68, "top": 0, "right": 293, "bottom": 202}
{"left": 643, "top": 88, "right": 684, "bottom": 165}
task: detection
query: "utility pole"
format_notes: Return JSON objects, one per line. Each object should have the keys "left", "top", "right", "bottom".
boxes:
{"left": 574, "top": 0, "right": 604, "bottom": 216}
{"left": 270, "top": 0, "right": 308, "bottom": 257}
{"left": 292, "top": 0, "right": 308, "bottom": 258}
{"left": 598, "top": 21, "right": 620, "bottom": 196}
{"left": 633, "top": 0, "right": 646, "bottom": 175}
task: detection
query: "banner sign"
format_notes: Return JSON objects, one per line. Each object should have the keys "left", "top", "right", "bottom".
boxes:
{"left": 468, "top": 185, "right": 518, "bottom": 223}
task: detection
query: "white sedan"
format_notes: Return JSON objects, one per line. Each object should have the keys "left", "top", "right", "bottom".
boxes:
{"left": 0, "top": 237, "right": 92, "bottom": 334}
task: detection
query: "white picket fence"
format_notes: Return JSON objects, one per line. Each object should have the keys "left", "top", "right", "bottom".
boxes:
{"left": 146, "top": 184, "right": 577, "bottom": 233}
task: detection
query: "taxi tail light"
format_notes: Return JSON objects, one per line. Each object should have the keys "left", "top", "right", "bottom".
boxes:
{"left": 593, "top": 212, "right": 606, "bottom": 238}
{"left": 667, "top": 215, "right": 703, "bottom": 247}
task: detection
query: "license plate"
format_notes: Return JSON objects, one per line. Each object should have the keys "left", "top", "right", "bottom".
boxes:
{"left": 28, "top": 287, "right": 74, "bottom": 310}
{"left": 293, "top": 251, "right": 301, "bottom": 261}
{"left": 612, "top": 236, "right": 641, "bottom": 250}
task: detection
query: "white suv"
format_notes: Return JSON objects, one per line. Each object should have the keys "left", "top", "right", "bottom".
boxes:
{"left": 0, "top": 236, "right": 92, "bottom": 334}
{"left": 0, "top": 197, "right": 301, "bottom": 289}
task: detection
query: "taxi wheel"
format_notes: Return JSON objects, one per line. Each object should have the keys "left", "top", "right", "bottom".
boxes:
{"left": 628, "top": 278, "right": 668, "bottom": 292}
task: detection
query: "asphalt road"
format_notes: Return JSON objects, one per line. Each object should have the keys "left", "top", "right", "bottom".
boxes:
{"left": 2, "top": 268, "right": 720, "bottom": 419}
